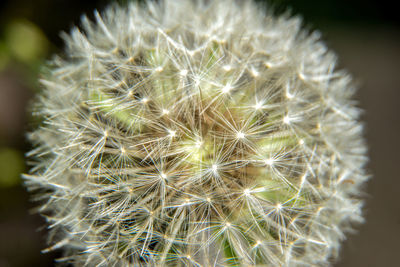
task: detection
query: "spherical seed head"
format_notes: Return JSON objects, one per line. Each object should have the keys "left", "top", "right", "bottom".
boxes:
{"left": 24, "top": 0, "right": 368, "bottom": 266}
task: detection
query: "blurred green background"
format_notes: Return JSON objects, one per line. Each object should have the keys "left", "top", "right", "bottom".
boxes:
{"left": 0, "top": 0, "right": 398, "bottom": 266}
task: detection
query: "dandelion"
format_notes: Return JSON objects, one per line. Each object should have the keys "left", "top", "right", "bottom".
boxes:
{"left": 24, "top": 0, "right": 368, "bottom": 266}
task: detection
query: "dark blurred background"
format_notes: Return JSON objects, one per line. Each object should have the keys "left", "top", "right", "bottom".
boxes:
{"left": 0, "top": 0, "right": 398, "bottom": 266}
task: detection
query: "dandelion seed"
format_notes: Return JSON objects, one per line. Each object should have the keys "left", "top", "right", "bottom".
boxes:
{"left": 155, "top": 66, "right": 164, "bottom": 72}
{"left": 223, "top": 65, "right": 232, "bottom": 71}
{"left": 254, "top": 101, "right": 263, "bottom": 110}
{"left": 264, "top": 61, "right": 273, "bottom": 68}
{"left": 236, "top": 131, "right": 245, "bottom": 139}
{"left": 179, "top": 69, "right": 188, "bottom": 76}
{"left": 221, "top": 83, "right": 232, "bottom": 94}
{"left": 250, "top": 68, "right": 259, "bottom": 77}
{"left": 211, "top": 164, "right": 218, "bottom": 173}
{"left": 243, "top": 188, "right": 251, "bottom": 196}
{"left": 286, "top": 91, "right": 294, "bottom": 99}
{"left": 168, "top": 129, "right": 176, "bottom": 138}
{"left": 276, "top": 203, "right": 282, "bottom": 211}
{"left": 298, "top": 72, "right": 306, "bottom": 80}
{"left": 283, "top": 115, "right": 291, "bottom": 124}
{"left": 264, "top": 158, "right": 274, "bottom": 166}
{"left": 195, "top": 139, "right": 203, "bottom": 148}
{"left": 193, "top": 75, "right": 201, "bottom": 87}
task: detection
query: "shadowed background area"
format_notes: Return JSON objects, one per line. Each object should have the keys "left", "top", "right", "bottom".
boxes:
{"left": 0, "top": 0, "right": 398, "bottom": 266}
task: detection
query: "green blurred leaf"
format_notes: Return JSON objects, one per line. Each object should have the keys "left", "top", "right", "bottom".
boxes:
{"left": 4, "top": 19, "right": 49, "bottom": 64}
{"left": 0, "top": 41, "right": 10, "bottom": 71}
{"left": 0, "top": 147, "right": 25, "bottom": 187}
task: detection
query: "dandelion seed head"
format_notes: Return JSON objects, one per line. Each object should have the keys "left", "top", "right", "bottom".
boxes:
{"left": 24, "top": 0, "right": 368, "bottom": 266}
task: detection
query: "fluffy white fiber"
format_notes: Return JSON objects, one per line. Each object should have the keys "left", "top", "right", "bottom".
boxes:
{"left": 24, "top": 0, "right": 368, "bottom": 266}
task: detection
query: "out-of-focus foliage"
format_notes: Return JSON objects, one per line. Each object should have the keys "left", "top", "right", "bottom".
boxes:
{"left": 0, "top": 147, "right": 24, "bottom": 187}
{"left": 0, "top": 19, "right": 49, "bottom": 192}
{"left": 0, "top": 19, "right": 49, "bottom": 71}
{"left": 3, "top": 19, "right": 48, "bottom": 65}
